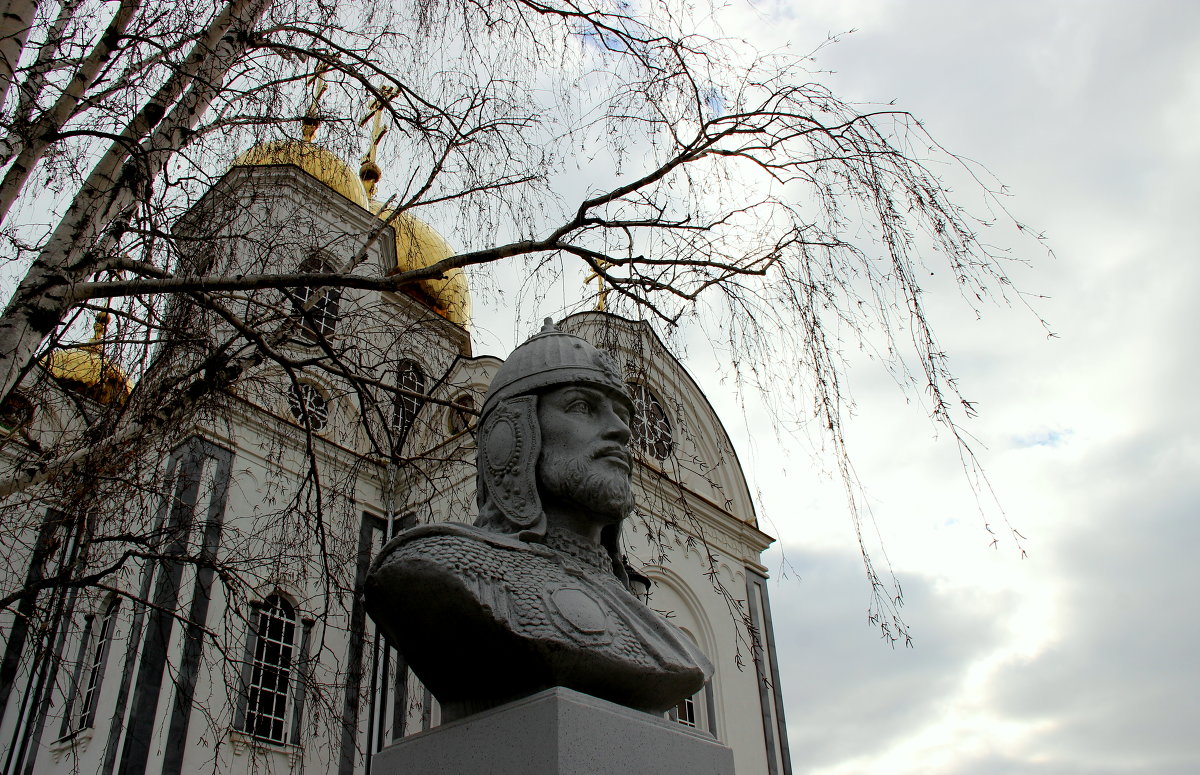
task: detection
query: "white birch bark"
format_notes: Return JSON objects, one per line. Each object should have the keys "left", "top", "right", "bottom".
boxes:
{"left": 0, "top": 0, "right": 143, "bottom": 224}
{"left": 0, "top": 0, "right": 39, "bottom": 112}
{"left": 0, "top": 0, "right": 271, "bottom": 407}
{"left": 7, "top": 0, "right": 79, "bottom": 130}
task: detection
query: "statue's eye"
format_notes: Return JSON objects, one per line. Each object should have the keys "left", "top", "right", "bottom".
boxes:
{"left": 566, "top": 399, "right": 593, "bottom": 415}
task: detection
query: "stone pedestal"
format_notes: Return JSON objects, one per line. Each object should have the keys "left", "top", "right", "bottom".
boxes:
{"left": 371, "top": 687, "right": 736, "bottom": 775}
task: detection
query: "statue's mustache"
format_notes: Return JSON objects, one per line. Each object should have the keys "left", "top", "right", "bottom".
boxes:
{"left": 541, "top": 452, "right": 634, "bottom": 518}
{"left": 591, "top": 444, "right": 631, "bottom": 470}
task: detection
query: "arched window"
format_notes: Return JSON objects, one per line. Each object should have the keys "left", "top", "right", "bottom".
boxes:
{"left": 241, "top": 595, "right": 297, "bottom": 744}
{"left": 446, "top": 393, "right": 475, "bottom": 436}
{"left": 78, "top": 596, "right": 119, "bottom": 730}
{"left": 392, "top": 359, "right": 426, "bottom": 441}
{"left": 627, "top": 382, "right": 673, "bottom": 461}
{"left": 668, "top": 628, "right": 713, "bottom": 734}
{"left": 291, "top": 256, "right": 342, "bottom": 343}
{"left": 287, "top": 382, "right": 329, "bottom": 431}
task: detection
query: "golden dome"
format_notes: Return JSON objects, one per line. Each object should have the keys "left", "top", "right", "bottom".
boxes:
{"left": 381, "top": 209, "right": 471, "bottom": 328}
{"left": 233, "top": 140, "right": 369, "bottom": 209}
{"left": 231, "top": 139, "right": 469, "bottom": 326}
{"left": 41, "top": 313, "right": 132, "bottom": 404}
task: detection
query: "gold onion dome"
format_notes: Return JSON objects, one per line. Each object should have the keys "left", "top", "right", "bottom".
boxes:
{"left": 231, "top": 139, "right": 469, "bottom": 327}
{"left": 232, "top": 139, "right": 370, "bottom": 209}
{"left": 41, "top": 312, "right": 133, "bottom": 405}
{"left": 379, "top": 207, "right": 471, "bottom": 328}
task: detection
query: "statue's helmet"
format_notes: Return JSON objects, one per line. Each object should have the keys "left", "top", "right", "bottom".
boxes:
{"left": 475, "top": 318, "right": 633, "bottom": 538}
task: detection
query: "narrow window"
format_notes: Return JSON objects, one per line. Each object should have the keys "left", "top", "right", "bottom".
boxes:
{"left": 627, "top": 382, "right": 673, "bottom": 461}
{"left": 667, "top": 628, "right": 712, "bottom": 734}
{"left": 291, "top": 256, "right": 342, "bottom": 343}
{"left": 242, "top": 595, "right": 297, "bottom": 744}
{"left": 446, "top": 394, "right": 475, "bottom": 436}
{"left": 77, "top": 597, "right": 119, "bottom": 730}
{"left": 392, "top": 359, "right": 426, "bottom": 441}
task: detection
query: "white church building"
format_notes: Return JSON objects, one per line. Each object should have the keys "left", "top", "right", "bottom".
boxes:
{"left": 0, "top": 138, "right": 791, "bottom": 775}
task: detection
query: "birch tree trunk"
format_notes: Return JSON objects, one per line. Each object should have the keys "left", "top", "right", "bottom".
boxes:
{"left": 0, "top": 0, "right": 271, "bottom": 407}
{"left": 0, "top": 0, "right": 143, "bottom": 224}
{"left": 0, "top": 0, "right": 39, "bottom": 112}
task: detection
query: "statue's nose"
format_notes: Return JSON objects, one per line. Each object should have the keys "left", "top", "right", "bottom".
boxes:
{"left": 603, "top": 402, "right": 631, "bottom": 445}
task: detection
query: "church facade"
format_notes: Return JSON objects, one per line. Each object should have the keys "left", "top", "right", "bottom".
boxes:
{"left": 0, "top": 143, "right": 791, "bottom": 775}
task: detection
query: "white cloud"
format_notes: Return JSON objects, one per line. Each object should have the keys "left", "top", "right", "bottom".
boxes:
{"left": 470, "top": 3, "right": 1200, "bottom": 771}
{"left": 695, "top": 2, "right": 1200, "bottom": 773}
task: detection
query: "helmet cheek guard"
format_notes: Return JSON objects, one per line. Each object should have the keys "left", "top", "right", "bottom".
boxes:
{"left": 475, "top": 395, "right": 545, "bottom": 535}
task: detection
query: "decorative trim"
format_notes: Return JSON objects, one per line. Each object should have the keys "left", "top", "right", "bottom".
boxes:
{"left": 745, "top": 570, "right": 792, "bottom": 775}
{"left": 229, "top": 729, "right": 302, "bottom": 768}
{"left": 49, "top": 728, "right": 93, "bottom": 764}
{"left": 117, "top": 437, "right": 234, "bottom": 775}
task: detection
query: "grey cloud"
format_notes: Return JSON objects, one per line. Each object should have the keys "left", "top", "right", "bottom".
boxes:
{"left": 768, "top": 549, "right": 1012, "bottom": 772}
{"left": 711, "top": 3, "right": 1200, "bottom": 774}
{"left": 978, "top": 456, "right": 1200, "bottom": 773}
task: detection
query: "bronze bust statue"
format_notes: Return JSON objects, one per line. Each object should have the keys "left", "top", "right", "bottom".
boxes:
{"left": 364, "top": 320, "right": 712, "bottom": 722}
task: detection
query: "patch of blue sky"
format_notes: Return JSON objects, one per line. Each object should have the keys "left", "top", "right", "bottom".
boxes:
{"left": 576, "top": 18, "right": 646, "bottom": 56}
{"left": 579, "top": 26, "right": 629, "bottom": 54}
{"left": 1012, "top": 428, "right": 1072, "bottom": 448}
{"left": 701, "top": 87, "right": 725, "bottom": 119}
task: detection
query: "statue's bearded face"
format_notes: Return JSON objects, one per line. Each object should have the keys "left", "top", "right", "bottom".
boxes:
{"left": 536, "top": 385, "right": 635, "bottom": 523}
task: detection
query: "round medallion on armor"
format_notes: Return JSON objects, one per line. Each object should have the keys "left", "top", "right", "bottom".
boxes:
{"left": 544, "top": 583, "right": 613, "bottom": 645}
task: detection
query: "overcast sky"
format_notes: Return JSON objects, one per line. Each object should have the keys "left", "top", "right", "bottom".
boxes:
{"left": 5, "top": 1, "right": 1190, "bottom": 770}
{"left": 459, "top": 1, "right": 1198, "bottom": 771}
{"left": 702, "top": 2, "right": 1199, "bottom": 774}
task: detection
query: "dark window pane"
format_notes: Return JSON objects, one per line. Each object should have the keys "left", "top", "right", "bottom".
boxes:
{"left": 241, "top": 595, "right": 297, "bottom": 744}
{"left": 292, "top": 256, "right": 341, "bottom": 343}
